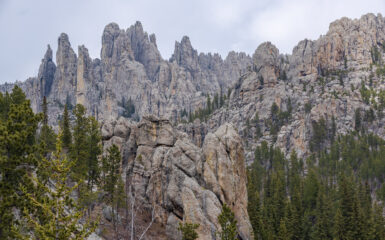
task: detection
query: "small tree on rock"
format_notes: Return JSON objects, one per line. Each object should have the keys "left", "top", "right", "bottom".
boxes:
{"left": 218, "top": 204, "right": 238, "bottom": 240}
{"left": 178, "top": 222, "right": 199, "bottom": 240}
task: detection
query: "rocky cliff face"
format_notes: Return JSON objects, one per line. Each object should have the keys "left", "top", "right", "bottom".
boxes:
{"left": 0, "top": 21, "right": 251, "bottom": 125}
{"left": 180, "top": 13, "right": 385, "bottom": 162}
{"left": 101, "top": 116, "right": 252, "bottom": 240}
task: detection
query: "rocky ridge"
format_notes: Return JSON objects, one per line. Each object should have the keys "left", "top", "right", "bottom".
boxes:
{"left": 100, "top": 116, "right": 252, "bottom": 240}
{"left": 0, "top": 21, "right": 252, "bottom": 125}
{"left": 179, "top": 13, "right": 385, "bottom": 162}
{"left": 4, "top": 14, "right": 384, "bottom": 161}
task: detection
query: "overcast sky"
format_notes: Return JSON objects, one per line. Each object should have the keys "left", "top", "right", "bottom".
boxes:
{"left": 1, "top": 0, "right": 385, "bottom": 84}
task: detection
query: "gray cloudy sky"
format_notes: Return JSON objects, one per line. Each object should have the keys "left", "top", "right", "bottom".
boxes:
{"left": 1, "top": 0, "right": 385, "bottom": 84}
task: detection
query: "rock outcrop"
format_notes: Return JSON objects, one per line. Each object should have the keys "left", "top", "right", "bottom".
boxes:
{"left": 1, "top": 22, "right": 251, "bottom": 125}
{"left": 3, "top": 13, "right": 385, "bottom": 161}
{"left": 50, "top": 33, "right": 78, "bottom": 108}
{"left": 185, "top": 13, "right": 385, "bottom": 162}
{"left": 101, "top": 116, "right": 252, "bottom": 240}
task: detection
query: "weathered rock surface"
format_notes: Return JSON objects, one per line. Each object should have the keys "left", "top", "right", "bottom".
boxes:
{"left": 102, "top": 116, "right": 252, "bottom": 240}
{"left": 2, "top": 13, "right": 385, "bottom": 167}
{"left": 184, "top": 13, "right": 385, "bottom": 162}
{"left": 1, "top": 21, "right": 251, "bottom": 125}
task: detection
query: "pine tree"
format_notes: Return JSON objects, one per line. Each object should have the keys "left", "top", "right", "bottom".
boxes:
{"left": 355, "top": 108, "right": 361, "bottom": 132}
{"left": 337, "top": 175, "right": 363, "bottom": 239}
{"left": 61, "top": 104, "right": 72, "bottom": 150}
{"left": 254, "top": 112, "right": 262, "bottom": 139}
{"left": 86, "top": 117, "right": 102, "bottom": 190}
{"left": 114, "top": 177, "right": 126, "bottom": 210}
{"left": 313, "top": 187, "right": 333, "bottom": 240}
{"left": 18, "top": 134, "right": 96, "bottom": 239}
{"left": 39, "top": 96, "right": 56, "bottom": 154}
{"left": 370, "top": 203, "right": 385, "bottom": 239}
{"left": 71, "top": 104, "right": 89, "bottom": 181}
{"left": 0, "top": 91, "right": 10, "bottom": 120}
{"left": 122, "top": 97, "right": 135, "bottom": 118}
{"left": 213, "top": 93, "right": 219, "bottom": 110}
{"left": 0, "top": 86, "right": 42, "bottom": 239}
{"left": 218, "top": 204, "right": 238, "bottom": 240}
{"left": 207, "top": 94, "right": 212, "bottom": 114}
{"left": 287, "top": 187, "right": 303, "bottom": 240}
{"left": 303, "top": 170, "right": 319, "bottom": 211}
{"left": 333, "top": 208, "right": 344, "bottom": 240}
{"left": 277, "top": 217, "right": 289, "bottom": 240}
{"left": 178, "top": 222, "right": 199, "bottom": 240}
{"left": 331, "top": 115, "right": 336, "bottom": 143}
{"left": 102, "top": 144, "right": 121, "bottom": 204}
{"left": 247, "top": 171, "right": 262, "bottom": 240}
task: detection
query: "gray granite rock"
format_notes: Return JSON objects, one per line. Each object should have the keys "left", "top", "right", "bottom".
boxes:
{"left": 101, "top": 115, "right": 252, "bottom": 240}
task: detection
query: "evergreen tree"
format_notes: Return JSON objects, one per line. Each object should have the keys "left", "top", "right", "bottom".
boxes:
{"left": 122, "top": 97, "right": 135, "bottom": 118}
{"left": 71, "top": 104, "right": 89, "bottom": 181}
{"left": 114, "top": 177, "right": 126, "bottom": 210}
{"left": 213, "top": 93, "right": 219, "bottom": 110}
{"left": 86, "top": 117, "right": 102, "bottom": 190}
{"left": 355, "top": 108, "right": 361, "bottom": 132}
{"left": 0, "top": 91, "right": 11, "bottom": 120}
{"left": 247, "top": 171, "right": 262, "bottom": 240}
{"left": 61, "top": 104, "right": 72, "bottom": 150}
{"left": 39, "top": 96, "right": 56, "bottom": 154}
{"left": 331, "top": 115, "right": 336, "bottom": 143}
{"left": 254, "top": 112, "right": 262, "bottom": 139}
{"left": 218, "top": 204, "right": 238, "bottom": 240}
{"left": 337, "top": 175, "right": 363, "bottom": 239}
{"left": 370, "top": 203, "right": 385, "bottom": 239}
{"left": 277, "top": 217, "right": 289, "bottom": 240}
{"left": 102, "top": 145, "right": 121, "bottom": 203}
{"left": 18, "top": 134, "right": 96, "bottom": 239}
{"left": 312, "top": 187, "right": 333, "bottom": 240}
{"left": 207, "top": 94, "right": 212, "bottom": 114}
{"left": 77, "top": 116, "right": 102, "bottom": 216}
{"left": 310, "top": 117, "right": 327, "bottom": 153}
{"left": 178, "top": 222, "right": 199, "bottom": 240}
{"left": 333, "top": 208, "right": 344, "bottom": 240}
{"left": 0, "top": 86, "right": 42, "bottom": 239}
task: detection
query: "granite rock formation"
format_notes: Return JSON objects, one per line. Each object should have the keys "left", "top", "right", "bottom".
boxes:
{"left": 1, "top": 21, "right": 252, "bottom": 125}
{"left": 101, "top": 116, "right": 252, "bottom": 240}
{"left": 179, "top": 13, "right": 385, "bottom": 163}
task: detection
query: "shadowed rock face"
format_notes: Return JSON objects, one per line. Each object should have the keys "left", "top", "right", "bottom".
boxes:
{"left": 102, "top": 116, "right": 252, "bottom": 240}
{"left": 38, "top": 45, "right": 56, "bottom": 102}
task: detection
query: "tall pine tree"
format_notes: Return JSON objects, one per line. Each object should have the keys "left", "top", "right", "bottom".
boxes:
{"left": 61, "top": 104, "right": 72, "bottom": 150}
{"left": 0, "top": 86, "right": 42, "bottom": 238}
{"left": 19, "top": 133, "right": 97, "bottom": 239}
{"left": 70, "top": 104, "right": 89, "bottom": 181}
{"left": 39, "top": 96, "right": 56, "bottom": 155}
{"left": 86, "top": 117, "right": 102, "bottom": 190}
